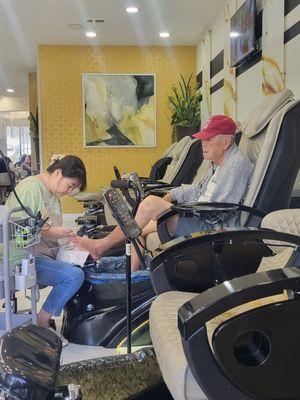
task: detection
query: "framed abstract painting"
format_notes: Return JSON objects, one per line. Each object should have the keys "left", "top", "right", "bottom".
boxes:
{"left": 83, "top": 73, "right": 156, "bottom": 147}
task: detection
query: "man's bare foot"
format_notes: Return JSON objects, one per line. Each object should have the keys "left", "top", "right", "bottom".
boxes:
{"left": 72, "top": 236, "right": 107, "bottom": 260}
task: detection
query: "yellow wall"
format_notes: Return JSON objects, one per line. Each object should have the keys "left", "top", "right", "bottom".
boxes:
{"left": 38, "top": 45, "right": 196, "bottom": 212}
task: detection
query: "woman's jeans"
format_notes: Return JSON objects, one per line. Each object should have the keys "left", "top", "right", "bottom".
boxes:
{"left": 35, "top": 256, "right": 85, "bottom": 317}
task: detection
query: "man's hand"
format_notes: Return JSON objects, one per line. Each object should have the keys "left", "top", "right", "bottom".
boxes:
{"left": 163, "top": 192, "right": 173, "bottom": 203}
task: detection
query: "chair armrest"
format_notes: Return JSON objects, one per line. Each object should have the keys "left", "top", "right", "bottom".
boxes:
{"left": 150, "top": 227, "right": 300, "bottom": 295}
{"left": 156, "top": 202, "right": 266, "bottom": 243}
{"left": 140, "top": 179, "right": 166, "bottom": 185}
{"left": 178, "top": 267, "right": 300, "bottom": 399}
{"left": 178, "top": 267, "right": 300, "bottom": 340}
{"left": 152, "top": 227, "right": 300, "bottom": 266}
{"left": 171, "top": 201, "right": 266, "bottom": 219}
{"left": 72, "top": 192, "right": 102, "bottom": 202}
{"left": 146, "top": 186, "right": 176, "bottom": 196}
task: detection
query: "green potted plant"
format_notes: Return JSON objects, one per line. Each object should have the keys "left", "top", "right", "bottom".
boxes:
{"left": 167, "top": 73, "right": 201, "bottom": 142}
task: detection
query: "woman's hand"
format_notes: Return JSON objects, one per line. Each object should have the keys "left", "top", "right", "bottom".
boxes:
{"left": 42, "top": 226, "right": 73, "bottom": 239}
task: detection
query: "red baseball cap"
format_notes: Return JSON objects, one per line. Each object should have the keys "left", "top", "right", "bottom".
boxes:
{"left": 192, "top": 115, "right": 237, "bottom": 140}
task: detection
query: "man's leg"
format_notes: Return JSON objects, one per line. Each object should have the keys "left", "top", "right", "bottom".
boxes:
{"left": 130, "top": 220, "right": 157, "bottom": 270}
{"left": 73, "top": 195, "right": 172, "bottom": 261}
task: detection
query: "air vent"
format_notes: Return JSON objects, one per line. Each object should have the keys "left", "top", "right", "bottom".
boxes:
{"left": 86, "top": 19, "right": 104, "bottom": 23}
{"left": 67, "top": 24, "right": 84, "bottom": 30}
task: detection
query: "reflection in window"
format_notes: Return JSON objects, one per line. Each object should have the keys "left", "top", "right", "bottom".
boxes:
{"left": 0, "top": 111, "right": 31, "bottom": 164}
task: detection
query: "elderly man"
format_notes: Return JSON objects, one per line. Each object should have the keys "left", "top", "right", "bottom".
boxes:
{"left": 74, "top": 115, "right": 253, "bottom": 270}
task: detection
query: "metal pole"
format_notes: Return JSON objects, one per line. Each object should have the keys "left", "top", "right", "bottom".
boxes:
{"left": 3, "top": 207, "right": 12, "bottom": 330}
{"left": 125, "top": 240, "right": 132, "bottom": 354}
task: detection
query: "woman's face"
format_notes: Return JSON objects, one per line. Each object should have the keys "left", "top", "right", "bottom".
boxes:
{"left": 50, "top": 169, "right": 80, "bottom": 197}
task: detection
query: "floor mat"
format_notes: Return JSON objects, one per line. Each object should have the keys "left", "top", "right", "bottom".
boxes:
{"left": 128, "top": 381, "right": 173, "bottom": 399}
{"left": 58, "top": 347, "right": 164, "bottom": 400}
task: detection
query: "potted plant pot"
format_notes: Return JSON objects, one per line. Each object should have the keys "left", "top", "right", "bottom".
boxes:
{"left": 172, "top": 124, "right": 200, "bottom": 142}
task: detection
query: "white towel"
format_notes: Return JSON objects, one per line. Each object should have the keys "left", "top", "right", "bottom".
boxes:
{"left": 56, "top": 245, "right": 89, "bottom": 267}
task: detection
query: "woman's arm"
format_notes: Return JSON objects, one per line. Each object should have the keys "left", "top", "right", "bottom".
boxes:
{"left": 7, "top": 180, "right": 72, "bottom": 240}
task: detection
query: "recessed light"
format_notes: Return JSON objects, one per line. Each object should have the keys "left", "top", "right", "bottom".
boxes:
{"left": 6, "top": 89, "right": 14, "bottom": 93}
{"left": 126, "top": 7, "right": 138, "bottom": 13}
{"left": 85, "top": 31, "right": 97, "bottom": 38}
{"left": 159, "top": 32, "right": 170, "bottom": 38}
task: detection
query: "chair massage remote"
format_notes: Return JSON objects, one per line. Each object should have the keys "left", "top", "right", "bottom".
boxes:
{"left": 104, "top": 189, "right": 142, "bottom": 239}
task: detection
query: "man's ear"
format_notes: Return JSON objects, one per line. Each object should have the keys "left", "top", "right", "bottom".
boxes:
{"left": 224, "top": 137, "right": 232, "bottom": 150}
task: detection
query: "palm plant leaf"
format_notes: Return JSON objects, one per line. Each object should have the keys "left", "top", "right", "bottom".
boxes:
{"left": 167, "top": 73, "right": 201, "bottom": 127}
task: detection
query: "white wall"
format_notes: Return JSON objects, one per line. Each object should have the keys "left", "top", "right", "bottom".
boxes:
{"left": 236, "top": 61, "right": 263, "bottom": 122}
{"left": 196, "top": 0, "right": 300, "bottom": 124}
{"left": 0, "top": 95, "right": 28, "bottom": 112}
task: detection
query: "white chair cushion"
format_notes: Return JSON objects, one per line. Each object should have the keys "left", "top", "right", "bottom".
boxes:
{"left": 258, "top": 248, "right": 293, "bottom": 271}
{"left": 262, "top": 209, "right": 300, "bottom": 236}
{"left": 150, "top": 291, "right": 206, "bottom": 400}
{"left": 241, "top": 89, "right": 293, "bottom": 138}
{"left": 293, "top": 170, "right": 300, "bottom": 192}
{"left": 261, "top": 209, "right": 300, "bottom": 254}
{"left": 150, "top": 288, "right": 288, "bottom": 400}
{"left": 241, "top": 100, "right": 298, "bottom": 210}
{"left": 163, "top": 138, "right": 198, "bottom": 184}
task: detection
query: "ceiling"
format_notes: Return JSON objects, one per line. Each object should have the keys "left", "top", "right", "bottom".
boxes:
{"left": 0, "top": 0, "right": 224, "bottom": 109}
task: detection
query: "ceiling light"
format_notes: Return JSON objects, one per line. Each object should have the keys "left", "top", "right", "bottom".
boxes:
{"left": 230, "top": 32, "right": 239, "bottom": 38}
{"left": 6, "top": 89, "right": 14, "bottom": 93}
{"left": 126, "top": 7, "right": 138, "bottom": 13}
{"left": 85, "top": 31, "right": 97, "bottom": 38}
{"left": 159, "top": 32, "right": 170, "bottom": 38}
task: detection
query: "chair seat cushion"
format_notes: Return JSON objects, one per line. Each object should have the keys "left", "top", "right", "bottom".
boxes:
{"left": 150, "top": 291, "right": 206, "bottom": 400}
{"left": 150, "top": 289, "right": 288, "bottom": 400}
{"left": 258, "top": 248, "right": 293, "bottom": 271}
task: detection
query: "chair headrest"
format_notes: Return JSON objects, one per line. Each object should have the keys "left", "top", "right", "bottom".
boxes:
{"left": 168, "top": 136, "right": 191, "bottom": 157}
{"left": 241, "top": 89, "right": 294, "bottom": 138}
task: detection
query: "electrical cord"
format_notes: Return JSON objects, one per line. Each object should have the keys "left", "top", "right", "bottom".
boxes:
{"left": 0, "top": 150, "right": 35, "bottom": 218}
{"left": 136, "top": 237, "right": 153, "bottom": 258}
{"left": 0, "top": 150, "right": 49, "bottom": 229}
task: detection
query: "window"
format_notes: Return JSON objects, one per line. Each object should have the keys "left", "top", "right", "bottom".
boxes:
{"left": 0, "top": 111, "right": 31, "bottom": 164}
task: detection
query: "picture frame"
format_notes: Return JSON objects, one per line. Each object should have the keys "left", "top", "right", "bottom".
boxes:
{"left": 83, "top": 73, "right": 156, "bottom": 147}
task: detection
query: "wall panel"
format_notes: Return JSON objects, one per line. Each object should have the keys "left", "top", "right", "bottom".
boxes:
{"left": 38, "top": 45, "right": 196, "bottom": 212}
